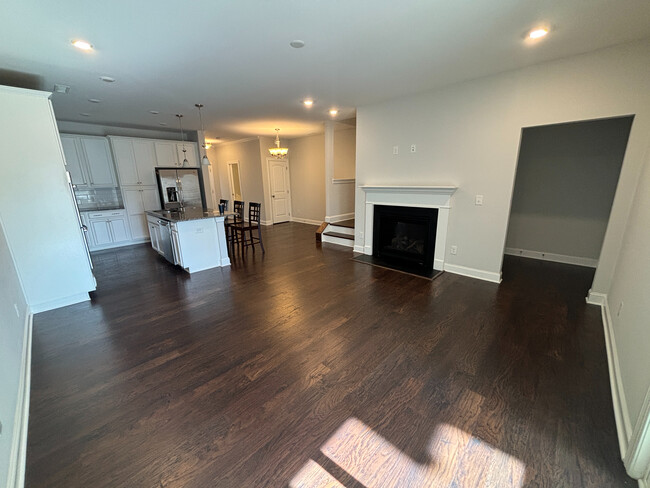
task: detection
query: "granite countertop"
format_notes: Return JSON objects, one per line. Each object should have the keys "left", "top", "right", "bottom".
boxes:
{"left": 146, "top": 208, "right": 234, "bottom": 223}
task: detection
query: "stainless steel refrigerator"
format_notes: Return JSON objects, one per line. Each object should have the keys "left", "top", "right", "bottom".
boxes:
{"left": 155, "top": 167, "right": 206, "bottom": 210}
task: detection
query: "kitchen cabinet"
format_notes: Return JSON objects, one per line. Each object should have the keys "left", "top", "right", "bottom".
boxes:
{"left": 60, "top": 134, "right": 118, "bottom": 188}
{"left": 83, "top": 209, "right": 132, "bottom": 250}
{"left": 60, "top": 137, "right": 88, "bottom": 186}
{"left": 110, "top": 137, "right": 158, "bottom": 186}
{"left": 154, "top": 141, "right": 179, "bottom": 167}
{"left": 176, "top": 143, "right": 199, "bottom": 167}
{"left": 145, "top": 210, "right": 230, "bottom": 273}
{"left": 123, "top": 188, "right": 160, "bottom": 240}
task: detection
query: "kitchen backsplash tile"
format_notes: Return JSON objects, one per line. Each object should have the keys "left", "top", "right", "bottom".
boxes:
{"left": 76, "top": 188, "right": 124, "bottom": 211}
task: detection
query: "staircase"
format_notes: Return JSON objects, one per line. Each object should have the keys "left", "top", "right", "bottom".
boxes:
{"left": 320, "top": 219, "right": 355, "bottom": 248}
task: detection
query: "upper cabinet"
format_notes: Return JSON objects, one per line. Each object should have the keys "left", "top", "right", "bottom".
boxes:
{"left": 176, "top": 143, "right": 199, "bottom": 167}
{"left": 110, "top": 137, "right": 158, "bottom": 186}
{"left": 154, "top": 141, "right": 179, "bottom": 167}
{"left": 60, "top": 135, "right": 117, "bottom": 188}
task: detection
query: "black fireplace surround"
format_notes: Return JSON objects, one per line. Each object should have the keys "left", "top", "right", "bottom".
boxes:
{"left": 372, "top": 205, "right": 438, "bottom": 276}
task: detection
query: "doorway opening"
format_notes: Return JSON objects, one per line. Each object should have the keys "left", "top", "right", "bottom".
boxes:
{"left": 227, "top": 161, "right": 243, "bottom": 202}
{"left": 504, "top": 116, "right": 633, "bottom": 279}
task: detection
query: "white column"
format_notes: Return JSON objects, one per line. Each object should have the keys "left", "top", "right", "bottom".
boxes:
{"left": 324, "top": 121, "right": 334, "bottom": 221}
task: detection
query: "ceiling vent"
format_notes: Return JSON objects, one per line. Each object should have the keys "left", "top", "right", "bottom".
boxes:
{"left": 53, "top": 83, "right": 71, "bottom": 94}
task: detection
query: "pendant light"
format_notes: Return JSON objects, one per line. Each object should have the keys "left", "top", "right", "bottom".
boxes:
{"left": 175, "top": 114, "right": 189, "bottom": 167}
{"left": 195, "top": 103, "right": 211, "bottom": 166}
{"left": 269, "top": 128, "right": 288, "bottom": 158}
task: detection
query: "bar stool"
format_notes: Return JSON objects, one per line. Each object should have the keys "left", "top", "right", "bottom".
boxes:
{"left": 227, "top": 200, "right": 245, "bottom": 253}
{"left": 231, "top": 202, "right": 265, "bottom": 254}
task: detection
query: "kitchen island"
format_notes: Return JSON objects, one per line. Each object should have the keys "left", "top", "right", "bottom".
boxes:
{"left": 146, "top": 207, "right": 231, "bottom": 273}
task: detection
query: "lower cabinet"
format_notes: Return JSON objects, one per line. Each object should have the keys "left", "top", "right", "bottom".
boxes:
{"left": 83, "top": 210, "right": 132, "bottom": 250}
{"left": 123, "top": 187, "right": 160, "bottom": 240}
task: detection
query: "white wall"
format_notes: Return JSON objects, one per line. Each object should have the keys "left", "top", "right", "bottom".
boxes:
{"left": 0, "top": 85, "right": 96, "bottom": 312}
{"left": 606, "top": 148, "right": 650, "bottom": 452}
{"left": 287, "top": 134, "right": 326, "bottom": 222}
{"left": 0, "top": 217, "right": 28, "bottom": 488}
{"left": 334, "top": 127, "right": 356, "bottom": 179}
{"left": 328, "top": 127, "right": 356, "bottom": 220}
{"left": 506, "top": 117, "right": 632, "bottom": 262}
{"left": 355, "top": 40, "right": 650, "bottom": 286}
{"left": 208, "top": 138, "right": 268, "bottom": 222}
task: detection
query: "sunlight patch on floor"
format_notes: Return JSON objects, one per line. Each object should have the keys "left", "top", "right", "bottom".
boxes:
{"left": 291, "top": 417, "right": 526, "bottom": 487}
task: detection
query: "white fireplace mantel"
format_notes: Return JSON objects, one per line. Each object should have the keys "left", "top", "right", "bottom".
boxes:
{"left": 358, "top": 185, "right": 458, "bottom": 271}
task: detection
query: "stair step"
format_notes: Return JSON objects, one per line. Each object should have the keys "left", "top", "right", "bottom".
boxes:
{"left": 331, "top": 219, "right": 354, "bottom": 229}
{"left": 323, "top": 231, "right": 354, "bottom": 240}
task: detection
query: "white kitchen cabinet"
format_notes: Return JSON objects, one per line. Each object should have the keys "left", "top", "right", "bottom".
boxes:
{"left": 148, "top": 220, "right": 161, "bottom": 253}
{"left": 90, "top": 220, "right": 112, "bottom": 246}
{"left": 123, "top": 188, "right": 160, "bottom": 240}
{"left": 82, "top": 138, "right": 117, "bottom": 187}
{"left": 176, "top": 143, "right": 199, "bottom": 167}
{"left": 60, "top": 134, "right": 117, "bottom": 188}
{"left": 154, "top": 141, "right": 179, "bottom": 167}
{"left": 84, "top": 209, "right": 132, "bottom": 250}
{"left": 110, "top": 137, "right": 159, "bottom": 186}
{"left": 111, "top": 138, "right": 139, "bottom": 186}
{"left": 133, "top": 140, "right": 158, "bottom": 185}
{"left": 60, "top": 136, "right": 89, "bottom": 187}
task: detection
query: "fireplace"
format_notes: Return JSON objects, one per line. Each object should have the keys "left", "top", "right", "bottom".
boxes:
{"left": 373, "top": 205, "right": 438, "bottom": 276}
{"left": 358, "top": 185, "right": 457, "bottom": 277}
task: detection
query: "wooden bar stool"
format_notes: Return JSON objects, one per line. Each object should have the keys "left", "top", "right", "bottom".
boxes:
{"left": 231, "top": 202, "right": 265, "bottom": 254}
{"left": 227, "top": 200, "right": 245, "bottom": 254}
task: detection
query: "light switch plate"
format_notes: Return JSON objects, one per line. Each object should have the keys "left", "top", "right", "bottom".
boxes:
{"left": 475, "top": 195, "right": 484, "bottom": 206}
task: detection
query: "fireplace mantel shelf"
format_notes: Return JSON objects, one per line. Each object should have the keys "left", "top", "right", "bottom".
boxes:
{"left": 360, "top": 185, "right": 457, "bottom": 195}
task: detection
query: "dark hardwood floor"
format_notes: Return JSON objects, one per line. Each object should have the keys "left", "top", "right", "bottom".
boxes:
{"left": 26, "top": 222, "right": 632, "bottom": 487}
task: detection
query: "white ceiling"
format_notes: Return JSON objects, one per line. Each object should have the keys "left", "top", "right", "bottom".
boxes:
{"left": 2, "top": 0, "right": 650, "bottom": 141}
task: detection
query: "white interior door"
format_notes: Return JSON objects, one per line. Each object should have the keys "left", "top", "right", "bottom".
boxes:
{"left": 227, "top": 162, "right": 243, "bottom": 202}
{"left": 268, "top": 159, "right": 291, "bottom": 223}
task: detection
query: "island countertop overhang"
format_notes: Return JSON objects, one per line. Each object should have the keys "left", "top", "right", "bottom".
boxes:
{"left": 146, "top": 208, "right": 232, "bottom": 223}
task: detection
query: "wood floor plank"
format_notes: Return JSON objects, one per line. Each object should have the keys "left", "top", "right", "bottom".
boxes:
{"left": 25, "top": 223, "right": 632, "bottom": 487}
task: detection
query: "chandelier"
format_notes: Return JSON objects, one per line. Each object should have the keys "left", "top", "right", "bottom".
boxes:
{"left": 268, "top": 128, "right": 288, "bottom": 158}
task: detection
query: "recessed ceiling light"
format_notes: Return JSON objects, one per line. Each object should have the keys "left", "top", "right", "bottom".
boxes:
{"left": 290, "top": 40, "right": 305, "bottom": 48}
{"left": 88, "top": 98, "right": 101, "bottom": 103}
{"left": 71, "top": 40, "right": 93, "bottom": 51}
{"left": 79, "top": 113, "right": 91, "bottom": 117}
{"left": 99, "top": 76, "right": 116, "bottom": 83}
{"left": 149, "top": 110, "right": 160, "bottom": 114}
{"left": 303, "top": 99, "right": 314, "bottom": 107}
{"left": 329, "top": 108, "right": 338, "bottom": 116}
{"left": 159, "top": 122, "right": 168, "bottom": 126}
{"left": 528, "top": 27, "right": 549, "bottom": 39}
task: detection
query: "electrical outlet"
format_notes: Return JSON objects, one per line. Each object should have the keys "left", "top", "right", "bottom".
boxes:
{"left": 196, "top": 227, "right": 204, "bottom": 233}
{"left": 393, "top": 146, "right": 399, "bottom": 155}
{"left": 475, "top": 195, "right": 484, "bottom": 206}
{"left": 410, "top": 144, "right": 416, "bottom": 153}
{"left": 450, "top": 245, "right": 457, "bottom": 255}
{"left": 617, "top": 302, "right": 624, "bottom": 317}
{"left": 14, "top": 303, "right": 20, "bottom": 318}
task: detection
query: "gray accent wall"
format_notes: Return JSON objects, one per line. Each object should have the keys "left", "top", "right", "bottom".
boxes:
{"left": 506, "top": 117, "right": 633, "bottom": 261}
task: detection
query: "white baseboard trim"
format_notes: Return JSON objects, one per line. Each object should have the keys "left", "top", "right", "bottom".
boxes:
{"left": 443, "top": 263, "right": 502, "bottom": 283}
{"left": 30, "top": 292, "right": 90, "bottom": 314}
{"left": 504, "top": 247, "right": 598, "bottom": 268}
{"left": 6, "top": 307, "right": 32, "bottom": 488}
{"left": 261, "top": 220, "right": 273, "bottom": 226}
{"left": 353, "top": 245, "right": 365, "bottom": 254}
{"left": 586, "top": 289, "right": 607, "bottom": 306}
{"left": 325, "top": 212, "right": 354, "bottom": 223}
{"left": 321, "top": 234, "right": 355, "bottom": 248}
{"left": 291, "top": 216, "right": 323, "bottom": 226}
{"left": 600, "top": 294, "right": 632, "bottom": 459}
